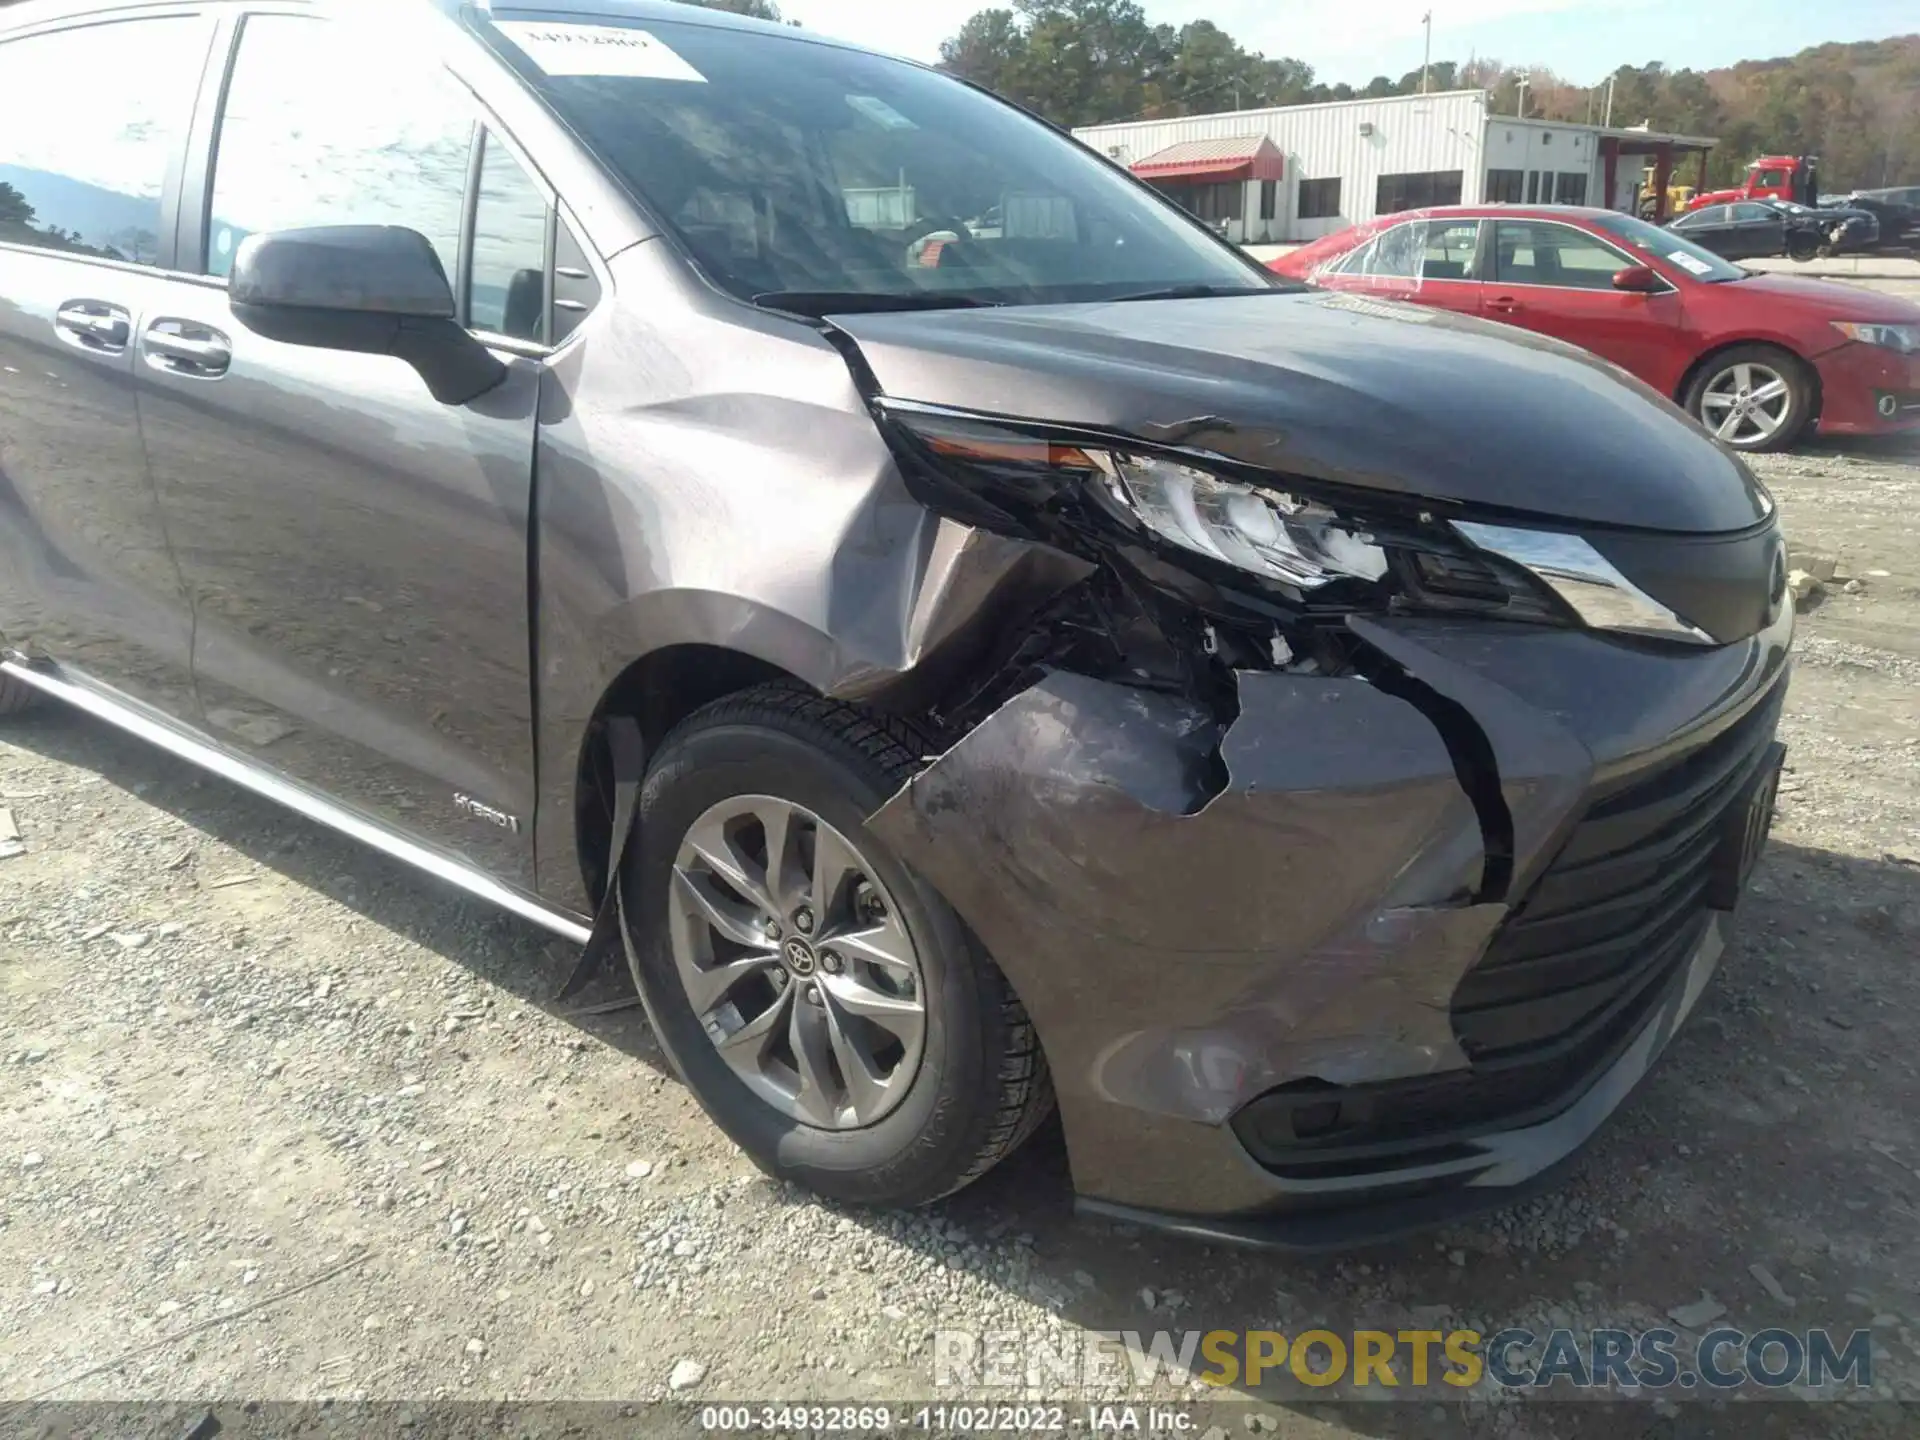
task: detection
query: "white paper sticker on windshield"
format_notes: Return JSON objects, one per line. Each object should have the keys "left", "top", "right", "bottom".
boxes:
{"left": 496, "top": 23, "right": 707, "bottom": 82}
{"left": 1667, "top": 250, "right": 1714, "bottom": 276}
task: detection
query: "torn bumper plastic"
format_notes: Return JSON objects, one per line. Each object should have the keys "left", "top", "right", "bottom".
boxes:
{"left": 868, "top": 604, "right": 1792, "bottom": 1248}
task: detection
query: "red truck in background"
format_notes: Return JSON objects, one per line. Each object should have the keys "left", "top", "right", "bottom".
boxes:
{"left": 1685, "top": 154, "right": 1819, "bottom": 210}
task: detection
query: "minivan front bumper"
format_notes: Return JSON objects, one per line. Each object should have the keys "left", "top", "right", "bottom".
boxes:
{"left": 868, "top": 605, "right": 1792, "bottom": 1248}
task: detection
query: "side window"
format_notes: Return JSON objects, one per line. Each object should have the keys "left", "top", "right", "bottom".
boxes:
{"left": 206, "top": 16, "right": 472, "bottom": 281}
{"left": 470, "top": 133, "right": 551, "bottom": 343}
{"left": 1420, "top": 222, "right": 1480, "bottom": 280}
{"left": 1494, "top": 221, "right": 1632, "bottom": 289}
{"left": 1356, "top": 221, "right": 1422, "bottom": 278}
{"left": 0, "top": 18, "right": 205, "bottom": 266}
{"left": 1731, "top": 203, "right": 1773, "bottom": 223}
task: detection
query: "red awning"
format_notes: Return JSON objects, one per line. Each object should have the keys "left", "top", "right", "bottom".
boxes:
{"left": 1131, "top": 135, "right": 1286, "bottom": 184}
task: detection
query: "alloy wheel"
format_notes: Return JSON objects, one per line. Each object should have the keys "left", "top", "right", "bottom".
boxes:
{"left": 1698, "top": 361, "right": 1792, "bottom": 446}
{"left": 667, "top": 795, "right": 927, "bottom": 1129}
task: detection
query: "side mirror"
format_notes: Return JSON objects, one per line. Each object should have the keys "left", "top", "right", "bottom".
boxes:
{"left": 1612, "top": 264, "right": 1662, "bottom": 293}
{"left": 229, "top": 225, "right": 508, "bottom": 406}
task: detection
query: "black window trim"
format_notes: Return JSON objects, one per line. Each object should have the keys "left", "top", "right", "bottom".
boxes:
{"left": 169, "top": 1, "right": 605, "bottom": 358}
{"left": 1489, "top": 217, "right": 1674, "bottom": 294}
{"left": 0, "top": 6, "right": 220, "bottom": 278}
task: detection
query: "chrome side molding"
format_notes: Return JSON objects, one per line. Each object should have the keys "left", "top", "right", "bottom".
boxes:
{"left": 0, "top": 658, "right": 592, "bottom": 945}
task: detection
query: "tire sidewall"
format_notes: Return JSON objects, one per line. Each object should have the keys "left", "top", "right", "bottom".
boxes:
{"left": 622, "top": 720, "right": 996, "bottom": 1204}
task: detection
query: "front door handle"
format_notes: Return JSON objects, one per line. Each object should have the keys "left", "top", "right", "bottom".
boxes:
{"left": 143, "top": 320, "right": 232, "bottom": 378}
{"left": 1486, "top": 295, "right": 1523, "bottom": 315}
{"left": 54, "top": 301, "right": 131, "bottom": 352}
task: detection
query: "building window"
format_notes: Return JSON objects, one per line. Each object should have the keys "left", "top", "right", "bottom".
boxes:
{"left": 1164, "top": 181, "right": 1244, "bottom": 224}
{"left": 1297, "top": 177, "right": 1342, "bottom": 219}
{"left": 1374, "top": 171, "right": 1462, "bottom": 216}
{"left": 1555, "top": 172, "right": 1588, "bottom": 205}
{"left": 1485, "top": 169, "right": 1525, "bottom": 204}
{"left": 1259, "top": 180, "right": 1277, "bottom": 220}
{"left": 1189, "top": 182, "right": 1244, "bottom": 223}
{"left": 1525, "top": 171, "right": 1541, "bottom": 203}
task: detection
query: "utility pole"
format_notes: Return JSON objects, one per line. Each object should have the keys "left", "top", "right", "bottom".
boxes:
{"left": 1515, "top": 72, "right": 1529, "bottom": 117}
{"left": 1420, "top": 11, "right": 1432, "bottom": 95}
{"left": 1603, "top": 73, "right": 1616, "bottom": 127}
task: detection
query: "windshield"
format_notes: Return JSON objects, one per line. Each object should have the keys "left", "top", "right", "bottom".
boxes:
{"left": 1590, "top": 212, "right": 1746, "bottom": 283}
{"left": 477, "top": 11, "right": 1272, "bottom": 308}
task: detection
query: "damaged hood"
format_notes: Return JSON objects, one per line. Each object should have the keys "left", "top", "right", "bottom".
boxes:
{"left": 833, "top": 290, "right": 1771, "bottom": 535}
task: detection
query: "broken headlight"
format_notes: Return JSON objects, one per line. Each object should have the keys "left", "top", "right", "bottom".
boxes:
{"left": 1085, "top": 451, "right": 1389, "bottom": 589}
{"left": 881, "top": 405, "right": 1557, "bottom": 620}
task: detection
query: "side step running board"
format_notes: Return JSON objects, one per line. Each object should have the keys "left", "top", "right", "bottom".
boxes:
{"left": 0, "top": 658, "right": 591, "bottom": 945}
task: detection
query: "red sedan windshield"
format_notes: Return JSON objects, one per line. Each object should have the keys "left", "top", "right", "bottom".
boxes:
{"left": 1590, "top": 212, "right": 1746, "bottom": 283}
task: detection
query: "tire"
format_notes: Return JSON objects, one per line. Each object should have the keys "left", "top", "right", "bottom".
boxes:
{"left": 1786, "top": 229, "right": 1819, "bottom": 262}
{"left": 0, "top": 670, "right": 41, "bottom": 717}
{"left": 1683, "top": 344, "right": 1815, "bottom": 453}
{"left": 621, "top": 684, "right": 1054, "bottom": 1207}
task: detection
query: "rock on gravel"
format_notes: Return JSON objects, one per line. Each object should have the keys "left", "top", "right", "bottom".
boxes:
{"left": 668, "top": 1358, "right": 708, "bottom": 1391}
{"left": 1668, "top": 1294, "right": 1728, "bottom": 1329}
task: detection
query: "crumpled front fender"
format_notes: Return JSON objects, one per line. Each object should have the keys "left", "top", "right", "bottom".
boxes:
{"left": 868, "top": 667, "right": 1553, "bottom": 1215}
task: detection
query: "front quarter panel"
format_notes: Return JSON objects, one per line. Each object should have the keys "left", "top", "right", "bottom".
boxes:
{"left": 530, "top": 243, "right": 1082, "bottom": 909}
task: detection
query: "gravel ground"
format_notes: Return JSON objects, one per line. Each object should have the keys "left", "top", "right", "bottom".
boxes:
{"left": 3, "top": 427, "right": 1918, "bottom": 1437}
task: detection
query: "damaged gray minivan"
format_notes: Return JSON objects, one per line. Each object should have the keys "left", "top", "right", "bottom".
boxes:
{"left": 0, "top": 0, "right": 1790, "bottom": 1247}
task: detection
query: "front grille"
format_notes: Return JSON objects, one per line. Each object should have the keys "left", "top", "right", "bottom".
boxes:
{"left": 1235, "top": 680, "right": 1785, "bottom": 1182}
{"left": 1452, "top": 683, "right": 1785, "bottom": 1062}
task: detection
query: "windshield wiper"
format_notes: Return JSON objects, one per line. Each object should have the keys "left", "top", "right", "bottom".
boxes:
{"left": 1100, "top": 283, "right": 1288, "bottom": 303}
{"left": 750, "top": 290, "right": 1003, "bottom": 317}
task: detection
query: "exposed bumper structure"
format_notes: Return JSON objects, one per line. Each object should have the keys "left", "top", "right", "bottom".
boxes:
{"left": 869, "top": 606, "right": 1792, "bottom": 1248}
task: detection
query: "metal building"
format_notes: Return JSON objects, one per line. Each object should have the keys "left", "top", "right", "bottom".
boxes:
{"left": 1073, "top": 91, "right": 1716, "bottom": 245}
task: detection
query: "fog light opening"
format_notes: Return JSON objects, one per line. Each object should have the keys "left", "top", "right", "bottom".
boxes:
{"left": 1291, "top": 1100, "right": 1344, "bottom": 1139}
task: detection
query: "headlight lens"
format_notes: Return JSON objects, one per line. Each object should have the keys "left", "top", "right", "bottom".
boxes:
{"left": 1087, "top": 451, "right": 1389, "bottom": 588}
{"left": 1832, "top": 321, "right": 1918, "bottom": 353}
{"left": 883, "top": 405, "right": 1573, "bottom": 630}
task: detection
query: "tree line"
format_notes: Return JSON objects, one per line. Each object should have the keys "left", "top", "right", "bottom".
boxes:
{"left": 931, "top": 0, "right": 1920, "bottom": 192}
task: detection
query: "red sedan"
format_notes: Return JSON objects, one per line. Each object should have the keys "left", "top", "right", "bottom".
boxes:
{"left": 1269, "top": 205, "right": 1920, "bottom": 451}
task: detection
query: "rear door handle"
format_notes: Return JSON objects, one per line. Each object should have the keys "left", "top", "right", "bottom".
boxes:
{"left": 143, "top": 319, "right": 232, "bottom": 378}
{"left": 54, "top": 301, "right": 131, "bottom": 352}
{"left": 1486, "top": 295, "right": 1523, "bottom": 314}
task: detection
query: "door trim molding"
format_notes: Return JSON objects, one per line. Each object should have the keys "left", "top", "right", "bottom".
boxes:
{"left": 0, "top": 658, "right": 591, "bottom": 944}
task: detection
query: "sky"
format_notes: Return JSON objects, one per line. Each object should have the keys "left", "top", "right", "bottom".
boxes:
{"left": 777, "top": 0, "right": 1917, "bottom": 95}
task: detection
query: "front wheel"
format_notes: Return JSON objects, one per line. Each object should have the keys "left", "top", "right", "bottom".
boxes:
{"left": 622, "top": 686, "right": 1053, "bottom": 1207}
{"left": 1786, "top": 229, "right": 1820, "bottom": 262}
{"left": 1683, "top": 345, "right": 1815, "bottom": 452}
